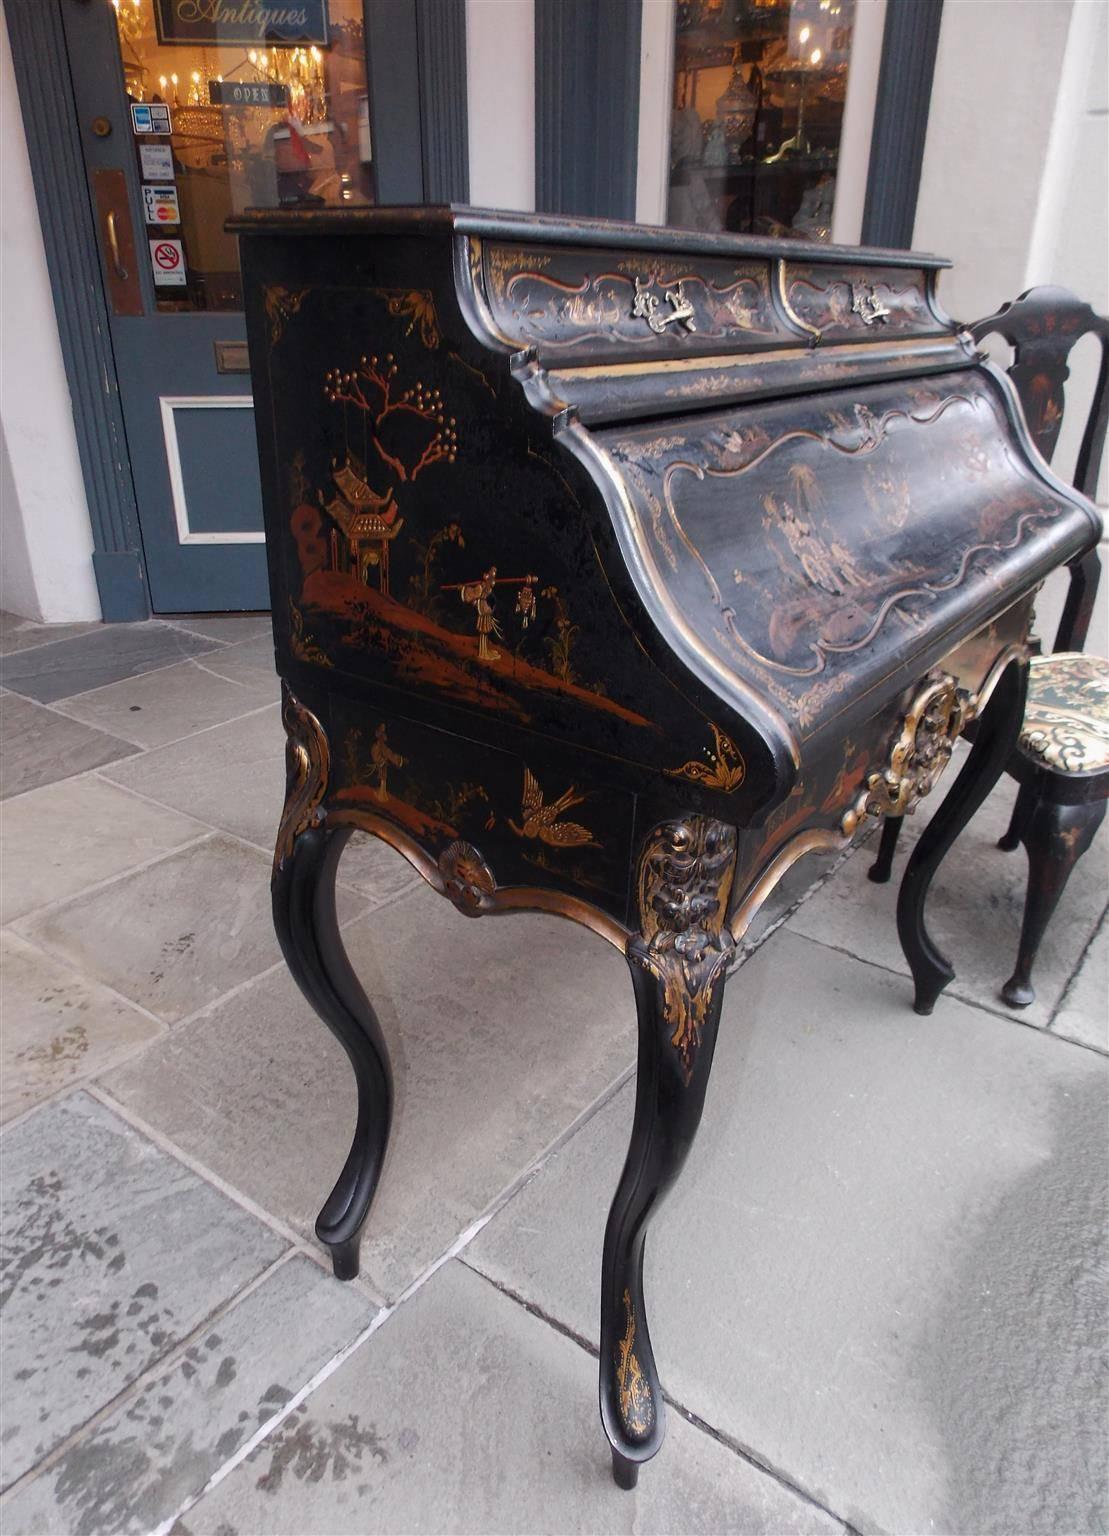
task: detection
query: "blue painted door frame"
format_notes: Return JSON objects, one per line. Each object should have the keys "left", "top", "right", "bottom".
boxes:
{"left": 6, "top": 0, "right": 466, "bottom": 617}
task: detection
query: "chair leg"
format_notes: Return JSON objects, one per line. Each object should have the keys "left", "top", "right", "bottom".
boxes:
{"left": 868, "top": 815, "right": 904, "bottom": 883}
{"left": 599, "top": 817, "right": 737, "bottom": 1488}
{"left": 997, "top": 780, "right": 1036, "bottom": 853}
{"left": 896, "top": 660, "right": 1028, "bottom": 1015}
{"left": 1001, "top": 797, "right": 1107, "bottom": 1008}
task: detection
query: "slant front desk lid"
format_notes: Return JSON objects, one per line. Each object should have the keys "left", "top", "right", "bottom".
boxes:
{"left": 230, "top": 206, "right": 1100, "bottom": 785}
{"left": 591, "top": 369, "right": 1092, "bottom": 750}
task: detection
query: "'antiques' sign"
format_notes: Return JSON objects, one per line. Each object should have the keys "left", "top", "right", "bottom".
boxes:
{"left": 154, "top": 2, "right": 330, "bottom": 47}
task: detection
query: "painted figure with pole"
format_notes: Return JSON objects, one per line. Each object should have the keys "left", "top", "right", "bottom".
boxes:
{"left": 443, "top": 569, "right": 540, "bottom": 662}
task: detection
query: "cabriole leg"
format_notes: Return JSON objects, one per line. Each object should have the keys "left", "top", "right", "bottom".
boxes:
{"left": 867, "top": 813, "right": 904, "bottom": 883}
{"left": 896, "top": 660, "right": 1029, "bottom": 1015}
{"left": 599, "top": 817, "right": 737, "bottom": 1488}
{"left": 273, "top": 687, "right": 392, "bottom": 1281}
{"left": 1001, "top": 797, "right": 1106, "bottom": 1008}
{"left": 997, "top": 779, "right": 1037, "bottom": 853}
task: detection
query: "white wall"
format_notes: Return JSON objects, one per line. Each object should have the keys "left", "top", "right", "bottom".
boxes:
{"left": 915, "top": 0, "right": 1108, "bottom": 655}
{"left": 465, "top": 0, "right": 535, "bottom": 209}
{"left": 0, "top": 4, "right": 101, "bottom": 623}
{"left": 914, "top": 0, "right": 1078, "bottom": 323}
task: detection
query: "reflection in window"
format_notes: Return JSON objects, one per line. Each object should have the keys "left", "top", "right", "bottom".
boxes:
{"left": 110, "top": 0, "right": 374, "bottom": 312}
{"left": 668, "top": 0, "right": 855, "bottom": 240}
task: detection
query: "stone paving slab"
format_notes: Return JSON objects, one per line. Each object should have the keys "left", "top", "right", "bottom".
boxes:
{"left": 1, "top": 933, "right": 164, "bottom": 1124}
{"left": 1052, "top": 912, "right": 1109, "bottom": 1052}
{"left": 0, "top": 775, "right": 205, "bottom": 926}
{"left": 53, "top": 660, "right": 275, "bottom": 750}
{"left": 16, "top": 835, "right": 363, "bottom": 1026}
{"left": 171, "top": 1259, "right": 840, "bottom": 1536}
{"left": 195, "top": 634, "right": 279, "bottom": 695}
{"left": 3, "top": 1254, "right": 375, "bottom": 1536}
{"left": 102, "top": 881, "right": 635, "bottom": 1300}
{"left": 0, "top": 625, "right": 223, "bottom": 705}
{"left": 466, "top": 931, "right": 1109, "bottom": 1536}
{"left": 788, "top": 765, "right": 1109, "bottom": 1028}
{"left": 101, "top": 705, "right": 284, "bottom": 851}
{"left": 1, "top": 694, "right": 137, "bottom": 800}
{"left": 0, "top": 1093, "right": 285, "bottom": 1489}
{"left": 0, "top": 614, "right": 102, "bottom": 658}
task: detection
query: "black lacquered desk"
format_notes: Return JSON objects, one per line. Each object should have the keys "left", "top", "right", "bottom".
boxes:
{"left": 231, "top": 207, "right": 1100, "bottom": 1487}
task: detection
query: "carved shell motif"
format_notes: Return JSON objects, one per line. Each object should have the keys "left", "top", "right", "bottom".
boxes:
{"left": 438, "top": 840, "right": 496, "bottom": 913}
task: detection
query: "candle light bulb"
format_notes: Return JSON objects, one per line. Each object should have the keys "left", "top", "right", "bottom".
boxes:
{"left": 248, "top": 49, "right": 257, "bottom": 64}
{"left": 159, "top": 74, "right": 167, "bottom": 91}
{"left": 810, "top": 47, "right": 822, "bottom": 64}
{"left": 799, "top": 24, "right": 810, "bottom": 43}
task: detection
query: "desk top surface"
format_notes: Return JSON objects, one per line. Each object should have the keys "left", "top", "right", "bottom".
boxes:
{"left": 228, "top": 203, "right": 949, "bottom": 270}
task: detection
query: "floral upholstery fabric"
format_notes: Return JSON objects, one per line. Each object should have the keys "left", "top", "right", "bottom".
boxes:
{"left": 1018, "top": 652, "right": 1109, "bottom": 773}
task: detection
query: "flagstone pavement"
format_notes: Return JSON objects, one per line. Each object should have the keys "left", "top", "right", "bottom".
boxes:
{"left": 1, "top": 607, "right": 1106, "bottom": 1536}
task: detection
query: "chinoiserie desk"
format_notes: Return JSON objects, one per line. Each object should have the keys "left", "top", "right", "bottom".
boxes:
{"left": 229, "top": 206, "right": 1100, "bottom": 1488}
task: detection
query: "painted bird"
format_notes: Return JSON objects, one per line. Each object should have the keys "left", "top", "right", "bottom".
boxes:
{"left": 508, "top": 767, "right": 599, "bottom": 848}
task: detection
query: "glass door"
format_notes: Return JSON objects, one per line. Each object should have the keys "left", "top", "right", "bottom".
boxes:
{"left": 63, "top": 0, "right": 408, "bottom": 613}
{"left": 666, "top": 0, "right": 857, "bottom": 240}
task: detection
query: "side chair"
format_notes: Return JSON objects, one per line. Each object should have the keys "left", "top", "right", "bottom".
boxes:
{"left": 869, "top": 285, "right": 1109, "bottom": 1009}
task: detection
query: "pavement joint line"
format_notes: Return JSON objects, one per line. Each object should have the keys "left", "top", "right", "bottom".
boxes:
{"left": 3, "top": 636, "right": 241, "bottom": 709}
{"left": 48, "top": 663, "right": 275, "bottom": 751}
{"left": 0, "top": 692, "right": 279, "bottom": 812}
{"left": 0, "top": 631, "right": 103, "bottom": 664}
{"left": 787, "top": 928, "right": 1109, "bottom": 1054}
{"left": 149, "top": 1201, "right": 527, "bottom": 1536}
{"left": 161, "top": 617, "right": 269, "bottom": 644}
{"left": 0, "top": 1246, "right": 299, "bottom": 1509}
{"left": 0, "top": 620, "right": 185, "bottom": 666}
{"left": 0, "top": 696, "right": 276, "bottom": 805}
{"left": 186, "top": 652, "right": 278, "bottom": 693}
{"left": 0, "top": 955, "right": 171, "bottom": 1138}
{"left": 153, "top": 1099, "right": 651, "bottom": 1536}
{"left": 83, "top": 1082, "right": 364, "bottom": 1287}
{"left": 82, "top": 693, "right": 279, "bottom": 764}
{"left": 225, "top": 825, "right": 428, "bottom": 912}
{"left": 3, "top": 829, "right": 216, "bottom": 933}
{"left": 132, "top": 868, "right": 374, "bottom": 1037}
{"left": 5, "top": 827, "right": 369, "bottom": 1035}
{"left": 85, "top": 767, "right": 227, "bottom": 828}
{"left": 1046, "top": 899, "right": 1109, "bottom": 1034}
{"left": 458, "top": 1259, "right": 854, "bottom": 1533}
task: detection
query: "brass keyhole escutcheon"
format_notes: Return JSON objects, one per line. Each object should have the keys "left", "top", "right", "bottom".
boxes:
{"left": 90, "top": 116, "right": 113, "bottom": 138}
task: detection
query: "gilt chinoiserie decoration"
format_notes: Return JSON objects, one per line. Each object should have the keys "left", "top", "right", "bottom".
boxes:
{"left": 231, "top": 205, "right": 1101, "bottom": 1490}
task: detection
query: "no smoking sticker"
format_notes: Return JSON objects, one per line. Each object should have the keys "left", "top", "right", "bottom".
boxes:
{"left": 150, "top": 237, "right": 186, "bottom": 287}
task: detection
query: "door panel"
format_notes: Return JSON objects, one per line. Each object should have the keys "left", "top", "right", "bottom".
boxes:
{"left": 62, "top": 0, "right": 406, "bottom": 613}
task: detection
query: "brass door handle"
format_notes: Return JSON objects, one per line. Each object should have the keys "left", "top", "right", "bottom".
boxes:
{"left": 106, "top": 209, "right": 128, "bottom": 281}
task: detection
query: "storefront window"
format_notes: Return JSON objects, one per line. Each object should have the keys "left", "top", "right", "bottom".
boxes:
{"left": 668, "top": 0, "right": 855, "bottom": 239}
{"left": 110, "top": 0, "right": 374, "bottom": 311}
